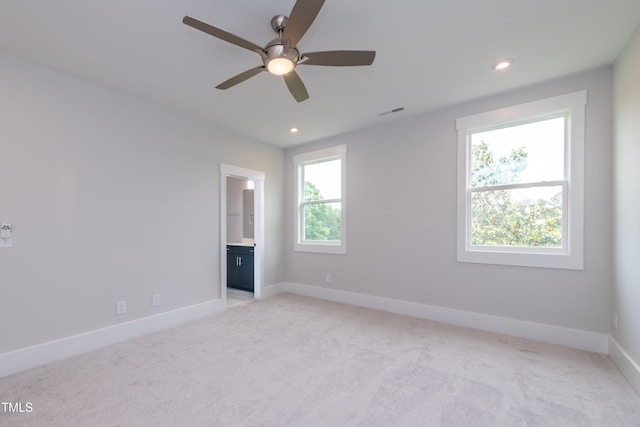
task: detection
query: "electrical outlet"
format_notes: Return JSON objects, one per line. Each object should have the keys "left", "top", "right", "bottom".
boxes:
{"left": 152, "top": 294, "right": 160, "bottom": 307}
{"left": 613, "top": 313, "right": 619, "bottom": 330}
{"left": 116, "top": 301, "right": 127, "bottom": 315}
{"left": 0, "top": 223, "right": 13, "bottom": 248}
{"left": 325, "top": 273, "right": 332, "bottom": 284}
{"left": 0, "top": 223, "right": 11, "bottom": 239}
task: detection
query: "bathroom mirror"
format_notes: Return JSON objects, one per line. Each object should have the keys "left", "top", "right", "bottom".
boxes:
{"left": 243, "top": 189, "right": 254, "bottom": 239}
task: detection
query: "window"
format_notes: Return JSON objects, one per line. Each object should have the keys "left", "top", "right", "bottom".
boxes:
{"left": 294, "top": 145, "right": 347, "bottom": 254}
{"left": 456, "top": 91, "right": 586, "bottom": 269}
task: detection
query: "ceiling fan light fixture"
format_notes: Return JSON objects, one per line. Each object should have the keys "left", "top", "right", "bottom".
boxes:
{"left": 267, "top": 57, "right": 295, "bottom": 75}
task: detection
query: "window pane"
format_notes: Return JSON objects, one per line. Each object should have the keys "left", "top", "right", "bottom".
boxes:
{"left": 304, "top": 202, "right": 341, "bottom": 241}
{"left": 471, "top": 185, "right": 563, "bottom": 247}
{"left": 304, "top": 159, "right": 341, "bottom": 201}
{"left": 471, "top": 117, "right": 565, "bottom": 188}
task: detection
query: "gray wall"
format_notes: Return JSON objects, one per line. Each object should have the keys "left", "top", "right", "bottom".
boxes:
{"left": 0, "top": 52, "right": 284, "bottom": 354}
{"left": 613, "top": 24, "right": 640, "bottom": 366}
{"left": 285, "top": 66, "right": 613, "bottom": 334}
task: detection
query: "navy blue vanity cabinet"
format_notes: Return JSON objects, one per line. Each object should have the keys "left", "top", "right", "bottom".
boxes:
{"left": 227, "top": 245, "right": 254, "bottom": 292}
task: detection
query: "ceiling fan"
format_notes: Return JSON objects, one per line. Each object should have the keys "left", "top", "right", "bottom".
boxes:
{"left": 183, "top": 0, "right": 376, "bottom": 102}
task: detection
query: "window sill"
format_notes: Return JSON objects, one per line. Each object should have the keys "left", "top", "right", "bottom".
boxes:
{"left": 457, "top": 247, "right": 583, "bottom": 270}
{"left": 294, "top": 242, "right": 346, "bottom": 255}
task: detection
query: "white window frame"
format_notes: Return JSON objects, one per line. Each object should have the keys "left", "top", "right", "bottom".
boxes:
{"left": 294, "top": 145, "right": 347, "bottom": 254}
{"left": 456, "top": 91, "right": 586, "bottom": 270}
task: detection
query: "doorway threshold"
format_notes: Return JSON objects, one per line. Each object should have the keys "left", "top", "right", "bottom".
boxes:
{"left": 227, "top": 288, "right": 254, "bottom": 307}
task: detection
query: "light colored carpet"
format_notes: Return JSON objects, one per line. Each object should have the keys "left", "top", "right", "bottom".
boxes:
{"left": 1, "top": 293, "right": 638, "bottom": 426}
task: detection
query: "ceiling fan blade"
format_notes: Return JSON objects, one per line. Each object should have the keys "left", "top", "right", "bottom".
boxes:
{"left": 183, "top": 16, "right": 263, "bottom": 53}
{"left": 216, "top": 66, "right": 265, "bottom": 90}
{"left": 301, "top": 50, "right": 376, "bottom": 66}
{"left": 282, "top": 0, "right": 325, "bottom": 47}
{"left": 283, "top": 71, "right": 309, "bottom": 102}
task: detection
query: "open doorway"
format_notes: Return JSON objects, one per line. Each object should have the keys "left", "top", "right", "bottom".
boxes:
{"left": 220, "top": 164, "right": 265, "bottom": 307}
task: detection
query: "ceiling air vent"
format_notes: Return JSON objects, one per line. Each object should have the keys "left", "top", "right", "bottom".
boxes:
{"left": 379, "top": 107, "right": 405, "bottom": 116}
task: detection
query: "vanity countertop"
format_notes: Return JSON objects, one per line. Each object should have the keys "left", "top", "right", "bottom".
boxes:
{"left": 227, "top": 241, "right": 255, "bottom": 247}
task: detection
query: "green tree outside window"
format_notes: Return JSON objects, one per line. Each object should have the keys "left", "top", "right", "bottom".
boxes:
{"left": 304, "top": 181, "right": 341, "bottom": 241}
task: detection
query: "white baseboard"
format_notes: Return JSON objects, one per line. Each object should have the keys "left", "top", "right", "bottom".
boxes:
{"left": 3, "top": 284, "right": 620, "bottom": 383}
{"left": 608, "top": 336, "right": 640, "bottom": 394}
{"left": 0, "top": 299, "right": 226, "bottom": 378}
{"left": 260, "top": 283, "right": 286, "bottom": 299}
{"left": 274, "top": 282, "right": 608, "bottom": 354}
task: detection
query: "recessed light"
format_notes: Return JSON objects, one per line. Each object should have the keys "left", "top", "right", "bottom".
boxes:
{"left": 289, "top": 127, "right": 299, "bottom": 133}
{"left": 492, "top": 59, "right": 513, "bottom": 71}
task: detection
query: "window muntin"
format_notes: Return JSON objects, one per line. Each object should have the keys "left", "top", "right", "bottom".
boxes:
{"left": 302, "top": 159, "right": 342, "bottom": 242}
{"left": 456, "top": 91, "right": 585, "bottom": 269}
{"left": 469, "top": 115, "right": 567, "bottom": 250}
{"left": 294, "top": 145, "right": 347, "bottom": 254}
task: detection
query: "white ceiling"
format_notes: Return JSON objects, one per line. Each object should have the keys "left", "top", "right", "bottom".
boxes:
{"left": 2, "top": 1, "right": 640, "bottom": 147}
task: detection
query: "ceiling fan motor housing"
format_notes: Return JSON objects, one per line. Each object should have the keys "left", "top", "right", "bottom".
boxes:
{"left": 265, "top": 38, "right": 300, "bottom": 61}
{"left": 263, "top": 38, "right": 300, "bottom": 74}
